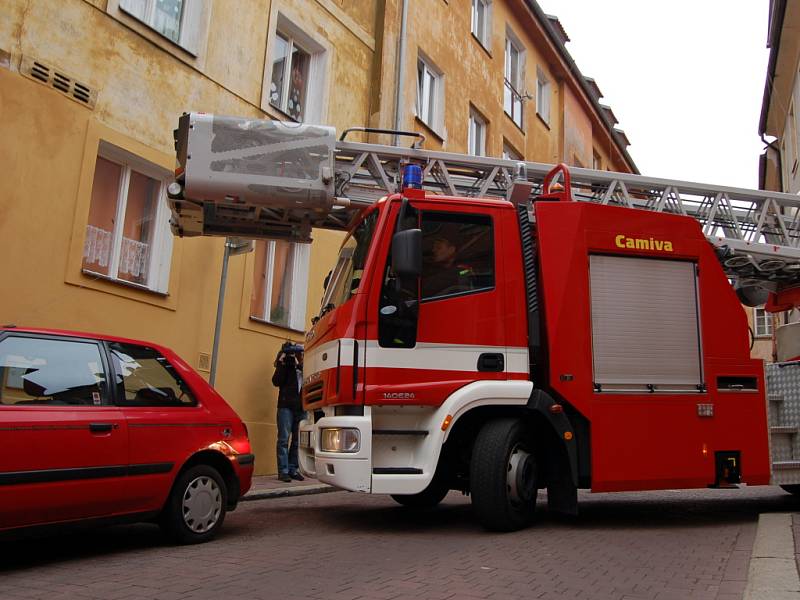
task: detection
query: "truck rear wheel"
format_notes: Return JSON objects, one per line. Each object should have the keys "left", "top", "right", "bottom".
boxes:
{"left": 391, "top": 477, "right": 449, "bottom": 508}
{"left": 470, "top": 418, "right": 538, "bottom": 531}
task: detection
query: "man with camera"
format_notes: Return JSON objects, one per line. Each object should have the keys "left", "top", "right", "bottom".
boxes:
{"left": 272, "top": 341, "right": 306, "bottom": 483}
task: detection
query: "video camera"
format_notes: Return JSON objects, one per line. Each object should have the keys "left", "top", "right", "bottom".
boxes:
{"left": 281, "top": 341, "right": 304, "bottom": 356}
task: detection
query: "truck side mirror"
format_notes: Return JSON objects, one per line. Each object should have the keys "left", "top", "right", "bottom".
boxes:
{"left": 392, "top": 229, "right": 422, "bottom": 277}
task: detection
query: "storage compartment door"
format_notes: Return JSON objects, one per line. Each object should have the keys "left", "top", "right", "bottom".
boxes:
{"left": 589, "top": 255, "right": 702, "bottom": 392}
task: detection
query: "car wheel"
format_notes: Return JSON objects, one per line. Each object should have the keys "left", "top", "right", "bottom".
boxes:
{"left": 470, "top": 418, "right": 538, "bottom": 532}
{"left": 391, "top": 476, "right": 449, "bottom": 508}
{"left": 161, "top": 464, "right": 227, "bottom": 544}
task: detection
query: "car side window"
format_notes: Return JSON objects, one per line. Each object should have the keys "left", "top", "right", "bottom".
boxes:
{"left": 420, "top": 212, "right": 494, "bottom": 301}
{"left": 0, "top": 336, "right": 107, "bottom": 406}
{"left": 109, "top": 342, "right": 197, "bottom": 407}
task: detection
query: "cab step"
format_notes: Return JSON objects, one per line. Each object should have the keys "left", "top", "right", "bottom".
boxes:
{"left": 773, "top": 460, "right": 800, "bottom": 470}
{"left": 770, "top": 426, "right": 798, "bottom": 434}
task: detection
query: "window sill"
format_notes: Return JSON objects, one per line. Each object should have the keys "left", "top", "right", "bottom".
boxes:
{"left": 81, "top": 269, "right": 169, "bottom": 297}
{"left": 471, "top": 33, "right": 492, "bottom": 58}
{"left": 503, "top": 110, "right": 525, "bottom": 134}
{"left": 249, "top": 315, "right": 305, "bottom": 334}
{"left": 536, "top": 112, "right": 551, "bottom": 130}
{"left": 267, "top": 103, "right": 302, "bottom": 124}
{"left": 119, "top": 9, "right": 198, "bottom": 57}
{"left": 415, "top": 116, "right": 445, "bottom": 144}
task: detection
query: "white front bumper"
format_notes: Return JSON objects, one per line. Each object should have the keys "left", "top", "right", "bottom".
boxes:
{"left": 299, "top": 413, "right": 373, "bottom": 493}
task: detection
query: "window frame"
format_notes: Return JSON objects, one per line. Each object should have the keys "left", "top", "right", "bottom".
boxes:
{"left": 536, "top": 66, "right": 551, "bottom": 125}
{"left": 504, "top": 31, "right": 525, "bottom": 128}
{"left": 416, "top": 54, "right": 444, "bottom": 134}
{"left": 263, "top": 13, "right": 329, "bottom": 124}
{"left": 471, "top": 0, "right": 492, "bottom": 50}
{"left": 754, "top": 307, "right": 774, "bottom": 338}
{"left": 82, "top": 141, "right": 174, "bottom": 295}
{"left": 251, "top": 240, "right": 310, "bottom": 332}
{"left": 0, "top": 332, "right": 114, "bottom": 408}
{"left": 468, "top": 107, "right": 487, "bottom": 157}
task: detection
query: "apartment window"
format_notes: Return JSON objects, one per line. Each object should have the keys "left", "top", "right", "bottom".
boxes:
{"left": 471, "top": 0, "right": 492, "bottom": 49}
{"left": 269, "top": 32, "right": 313, "bottom": 122}
{"left": 119, "top": 0, "right": 201, "bottom": 54}
{"left": 251, "top": 240, "right": 310, "bottom": 331}
{"left": 754, "top": 307, "right": 773, "bottom": 338}
{"left": 82, "top": 143, "right": 173, "bottom": 293}
{"left": 504, "top": 34, "right": 524, "bottom": 128}
{"left": 502, "top": 144, "right": 522, "bottom": 161}
{"left": 536, "top": 67, "right": 551, "bottom": 125}
{"left": 593, "top": 150, "right": 602, "bottom": 170}
{"left": 468, "top": 108, "right": 487, "bottom": 156}
{"left": 417, "top": 56, "right": 443, "bottom": 132}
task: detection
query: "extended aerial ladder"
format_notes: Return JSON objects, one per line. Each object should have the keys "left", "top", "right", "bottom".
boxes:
{"left": 168, "top": 113, "right": 800, "bottom": 309}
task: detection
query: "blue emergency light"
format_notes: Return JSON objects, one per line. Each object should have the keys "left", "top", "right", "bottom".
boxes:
{"left": 401, "top": 164, "right": 423, "bottom": 190}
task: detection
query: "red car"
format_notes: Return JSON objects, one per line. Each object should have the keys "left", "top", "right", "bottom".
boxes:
{"left": 0, "top": 326, "right": 254, "bottom": 543}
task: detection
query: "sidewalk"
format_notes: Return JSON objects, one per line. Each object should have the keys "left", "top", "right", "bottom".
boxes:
{"left": 242, "top": 474, "right": 336, "bottom": 502}
{"left": 743, "top": 512, "right": 800, "bottom": 599}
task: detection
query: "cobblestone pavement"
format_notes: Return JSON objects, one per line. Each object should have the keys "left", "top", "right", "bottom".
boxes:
{"left": 2, "top": 486, "right": 799, "bottom": 600}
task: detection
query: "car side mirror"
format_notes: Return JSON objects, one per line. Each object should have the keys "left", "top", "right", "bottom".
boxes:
{"left": 392, "top": 229, "right": 422, "bottom": 277}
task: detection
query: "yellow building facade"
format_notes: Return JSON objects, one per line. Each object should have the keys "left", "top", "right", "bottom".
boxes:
{"left": 0, "top": 0, "right": 634, "bottom": 475}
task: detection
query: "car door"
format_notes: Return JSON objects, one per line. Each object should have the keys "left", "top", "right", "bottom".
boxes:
{"left": 107, "top": 341, "right": 215, "bottom": 513}
{"left": 367, "top": 204, "right": 508, "bottom": 406}
{"left": 0, "top": 333, "right": 129, "bottom": 529}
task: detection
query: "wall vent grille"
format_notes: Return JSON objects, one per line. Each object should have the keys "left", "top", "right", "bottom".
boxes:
{"left": 20, "top": 55, "right": 97, "bottom": 109}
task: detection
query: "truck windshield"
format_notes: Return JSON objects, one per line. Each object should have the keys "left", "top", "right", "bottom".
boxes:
{"left": 319, "top": 210, "right": 378, "bottom": 313}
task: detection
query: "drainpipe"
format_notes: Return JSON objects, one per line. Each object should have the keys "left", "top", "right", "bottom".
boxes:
{"left": 393, "top": 0, "right": 409, "bottom": 146}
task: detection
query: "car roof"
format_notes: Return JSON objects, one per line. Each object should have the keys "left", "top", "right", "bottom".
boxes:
{"left": 0, "top": 327, "right": 172, "bottom": 353}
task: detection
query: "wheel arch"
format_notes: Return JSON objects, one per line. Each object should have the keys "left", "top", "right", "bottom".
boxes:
{"left": 169, "top": 450, "right": 241, "bottom": 511}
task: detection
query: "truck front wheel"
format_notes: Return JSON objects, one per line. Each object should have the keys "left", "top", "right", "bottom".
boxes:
{"left": 470, "top": 418, "right": 538, "bottom": 531}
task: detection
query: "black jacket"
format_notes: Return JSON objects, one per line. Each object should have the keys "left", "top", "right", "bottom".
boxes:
{"left": 272, "top": 360, "right": 302, "bottom": 410}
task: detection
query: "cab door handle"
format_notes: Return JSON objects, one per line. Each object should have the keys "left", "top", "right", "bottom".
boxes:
{"left": 89, "top": 422, "right": 115, "bottom": 433}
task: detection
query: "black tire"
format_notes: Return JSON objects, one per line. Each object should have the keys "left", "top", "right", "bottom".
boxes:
{"left": 780, "top": 484, "right": 800, "bottom": 495}
{"left": 470, "top": 418, "right": 538, "bottom": 531}
{"left": 160, "top": 464, "right": 228, "bottom": 544}
{"left": 391, "top": 476, "right": 449, "bottom": 508}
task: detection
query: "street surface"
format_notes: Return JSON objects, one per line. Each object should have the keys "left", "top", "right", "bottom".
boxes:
{"left": 2, "top": 487, "right": 799, "bottom": 600}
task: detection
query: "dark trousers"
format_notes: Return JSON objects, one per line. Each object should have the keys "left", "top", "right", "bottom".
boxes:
{"left": 277, "top": 407, "right": 305, "bottom": 475}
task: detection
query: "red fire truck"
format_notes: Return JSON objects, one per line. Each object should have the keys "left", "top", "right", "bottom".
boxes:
{"left": 169, "top": 114, "right": 800, "bottom": 531}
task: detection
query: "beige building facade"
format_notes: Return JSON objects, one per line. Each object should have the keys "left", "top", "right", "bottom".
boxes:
{"left": 0, "top": 0, "right": 634, "bottom": 475}
{"left": 757, "top": 0, "right": 800, "bottom": 362}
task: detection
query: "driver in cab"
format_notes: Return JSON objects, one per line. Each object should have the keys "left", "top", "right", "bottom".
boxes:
{"left": 421, "top": 235, "right": 474, "bottom": 299}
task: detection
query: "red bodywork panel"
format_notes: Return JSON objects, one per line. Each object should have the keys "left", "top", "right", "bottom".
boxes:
{"left": 0, "top": 327, "right": 253, "bottom": 531}
{"left": 536, "top": 202, "right": 770, "bottom": 491}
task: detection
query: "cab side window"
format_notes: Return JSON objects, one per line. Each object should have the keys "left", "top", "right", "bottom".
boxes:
{"left": 421, "top": 212, "right": 494, "bottom": 301}
{"left": 0, "top": 336, "right": 107, "bottom": 406}
{"left": 109, "top": 343, "right": 196, "bottom": 407}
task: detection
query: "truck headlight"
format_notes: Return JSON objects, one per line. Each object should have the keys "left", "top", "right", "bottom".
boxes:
{"left": 320, "top": 428, "right": 360, "bottom": 453}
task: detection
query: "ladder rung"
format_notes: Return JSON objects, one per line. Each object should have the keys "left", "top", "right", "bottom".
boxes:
{"left": 770, "top": 426, "right": 797, "bottom": 434}
{"left": 773, "top": 460, "right": 800, "bottom": 470}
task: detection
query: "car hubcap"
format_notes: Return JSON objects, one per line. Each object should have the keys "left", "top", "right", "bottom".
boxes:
{"left": 182, "top": 476, "right": 221, "bottom": 533}
{"left": 507, "top": 444, "right": 536, "bottom": 505}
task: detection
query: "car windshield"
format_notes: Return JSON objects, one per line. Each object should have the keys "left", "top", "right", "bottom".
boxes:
{"left": 319, "top": 210, "right": 378, "bottom": 314}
